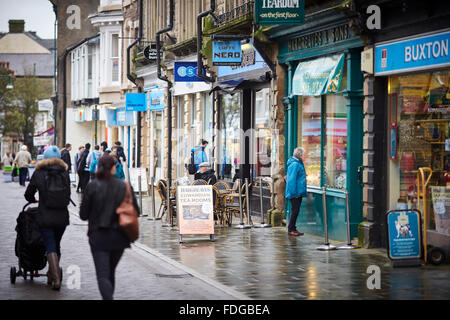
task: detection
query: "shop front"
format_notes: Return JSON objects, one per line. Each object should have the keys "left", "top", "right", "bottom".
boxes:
{"left": 374, "top": 29, "right": 450, "bottom": 255}
{"left": 269, "top": 10, "right": 364, "bottom": 240}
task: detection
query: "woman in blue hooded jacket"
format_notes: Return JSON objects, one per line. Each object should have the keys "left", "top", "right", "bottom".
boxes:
{"left": 285, "top": 147, "right": 307, "bottom": 236}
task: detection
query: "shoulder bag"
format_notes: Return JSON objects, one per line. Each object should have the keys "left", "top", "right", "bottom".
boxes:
{"left": 116, "top": 182, "right": 139, "bottom": 242}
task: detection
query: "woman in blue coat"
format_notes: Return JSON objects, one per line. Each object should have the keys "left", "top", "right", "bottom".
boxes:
{"left": 285, "top": 147, "right": 307, "bottom": 236}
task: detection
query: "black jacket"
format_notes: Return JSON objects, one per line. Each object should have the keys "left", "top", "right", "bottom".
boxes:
{"left": 24, "top": 158, "right": 70, "bottom": 228}
{"left": 194, "top": 169, "right": 217, "bottom": 185}
{"left": 79, "top": 176, "right": 140, "bottom": 236}
{"left": 60, "top": 149, "right": 71, "bottom": 171}
{"left": 116, "top": 146, "right": 126, "bottom": 162}
{"left": 77, "top": 149, "right": 89, "bottom": 173}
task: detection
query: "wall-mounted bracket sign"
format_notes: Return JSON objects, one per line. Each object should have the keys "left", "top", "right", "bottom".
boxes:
{"left": 254, "top": 0, "right": 305, "bottom": 25}
{"left": 125, "top": 93, "right": 147, "bottom": 112}
{"left": 148, "top": 89, "right": 165, "bottom": 111}
{"left": 212, "top": 40, "right": 242, "bottom": 66}
{"left": 143, "top": 43, "right": 162, "bottom": 62}
{"left": 174, "top": 62, "right": 205, "bottom": 82}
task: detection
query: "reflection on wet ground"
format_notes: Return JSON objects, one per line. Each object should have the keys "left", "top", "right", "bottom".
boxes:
{"left": 138, "top": 217, "right": 450, "bottom": 300}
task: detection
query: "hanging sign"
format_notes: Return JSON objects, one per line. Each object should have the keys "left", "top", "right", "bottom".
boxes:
{"left": 126, "top": 93, "right": 147, "bottom": 112}
{"left": 176, "top": 185, "right": 214, "bottom": 236}
{"left": 375, "top": 30, "right": 450, "bottom": 76}
{"left": 174, "top": 62, "right": 205, "bottom": 82}
{"left": 143, "top": 43, "right": 162, "bottom": 62}
{"left": 212, "top": 40, "right": 242, "bottom": 66}
{"left": 148, "top": 89, "right": 165, "bottom": 111}
{"left": 292, "top": 53, "right": 345, "bottom": 96}
{"left": 386, "top": 210, "right": 422, "bottom": 261}
{"left": 254, "top": 0, "right": 305, "bottom": 25}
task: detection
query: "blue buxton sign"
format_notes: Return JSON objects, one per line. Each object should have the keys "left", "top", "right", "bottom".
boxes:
{"left": 125, "top": 93, "right": 147, "bottom": 112}
{"left": 387, "top": 210, "right": 422, "bottom": 260}
{"left": 375, "top": 30, "right": 450, "bottom": 75}
{"left": 174, "top": 62, "right": 205, "bottom": 82}
{"left": 148, "top": 89, "right": 165, "bottom": 111}
{"left": 212, "top": 40, "right": 242, "bottom": 66}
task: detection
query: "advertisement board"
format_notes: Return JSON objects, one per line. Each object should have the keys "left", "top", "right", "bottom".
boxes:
{"left": 387, "top": 210, "right": 422, "bottom": 261}
{"left": 254, "top": 0, "right": 305, "bottom": 25}
{"left": 176, "top": 185, "right": 214, "bottom": 236}
{"left": 148, "top": 89, "right": 165, "bottom": 111}
{"left": 174, "top": 62, "right": 205, "bottom": 82}
{"left": 126, "top": 93, "right": 147, "bottom": 112}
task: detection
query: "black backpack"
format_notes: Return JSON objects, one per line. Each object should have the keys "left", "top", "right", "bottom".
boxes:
{"left": 44, "top": 170, "right": 70, "bottom": 209}
{"left": 187, "top": 151, "right": 197, "bottom": 175}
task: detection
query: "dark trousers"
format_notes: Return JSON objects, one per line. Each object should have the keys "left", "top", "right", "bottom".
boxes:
{"left": 40, "top": 227, "right": 66, "bottom": 257}
{"left": 90, "top": 248, "right": 124, "bottom": 300}
{"left": 76, "top": 172, "right": 82, "bottom": 191}
{"left": 79, "top": 171, "right": 90, "bottom": 192}
{"left": 288, "top": 197, "right": 303, "bottom": 232}
{"left": 19, "top": 167, "right": 28, "bottom": 186}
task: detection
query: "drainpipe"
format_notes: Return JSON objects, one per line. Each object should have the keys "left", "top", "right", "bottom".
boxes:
{"left": 197, "top": 0, "right": 216, "bottom": 83}
{"left": 53, "top": 3, "right": 57, "bottom": 145}
{"left": 156, "top": 0, "right": 174, "bottom": 220}
{"left": 62, "top": 33, "right": 100, "bottom": 147}
{"left": 126, "top": 0, "right": 143, "bottom": 168}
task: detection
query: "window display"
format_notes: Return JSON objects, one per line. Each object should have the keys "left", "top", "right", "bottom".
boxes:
{"left": 388, "top": 69, "right": 450, "bottom": 235}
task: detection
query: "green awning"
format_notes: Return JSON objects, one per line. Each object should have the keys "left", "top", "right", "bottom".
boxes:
{"left": 292, "top": 54, "right": 345, "bottom": 96}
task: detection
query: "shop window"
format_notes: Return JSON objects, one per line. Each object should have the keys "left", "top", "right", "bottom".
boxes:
{"left": 111, "top": 33, "right": 119, "bottom": 83}
{"left": 203, "top": 93, "right": 213, "bottom": 146}
{"left": 388, "top": 70, "right": 450, "bottom": 233}
{"left": 255, "top": 88, "right": 272, "bottom": 177}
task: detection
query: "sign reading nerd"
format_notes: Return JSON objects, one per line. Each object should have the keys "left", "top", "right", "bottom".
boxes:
{"left": 177, "top": 185, "right": 214, "bottom": 236}
{"left": 255, "top": 0, "right": 304, "bottom": 25}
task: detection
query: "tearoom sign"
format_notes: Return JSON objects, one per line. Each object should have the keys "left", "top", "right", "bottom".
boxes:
{"left": 177, "top": 185, "right": 214, "bottom": 239}
{"left": 254, "top": 0, "right": 305, "bottom": 25}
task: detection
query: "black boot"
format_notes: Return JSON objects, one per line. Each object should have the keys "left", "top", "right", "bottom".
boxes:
{"left": 47, "top": 253, "right": 61, "bottom": 290}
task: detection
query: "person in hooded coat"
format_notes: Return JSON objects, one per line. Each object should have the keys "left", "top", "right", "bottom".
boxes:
{"left": 24, "top": 146, "right": 71, "bottom": 290}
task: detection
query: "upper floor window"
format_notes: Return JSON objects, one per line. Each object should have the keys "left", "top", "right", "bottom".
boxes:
{"left": 110, "top": 33, "right": 119, "bottom": 83}
{"left": 100, "top": 0, "right": 121, "bottom": 7}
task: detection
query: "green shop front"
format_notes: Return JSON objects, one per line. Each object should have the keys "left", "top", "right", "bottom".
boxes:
{"left": 268, "top": 10, "right": 365, "bottom": 241}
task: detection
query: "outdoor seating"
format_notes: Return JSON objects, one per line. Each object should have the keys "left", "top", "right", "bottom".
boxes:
{"left": 191, "top": 179, "right": 208, "bottom": 185}
{"left": 156, "top": 179, "right": 176, "bottom": 224}
{"left": 222, "top": 182, "right": 252, "bottom": 226}
{"left": 214, "top": 181, "right": 230, "bottom": 191}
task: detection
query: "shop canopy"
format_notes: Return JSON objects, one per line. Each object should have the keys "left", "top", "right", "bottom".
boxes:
{"left": 292, "top": 54, "right": 345, "bottom": 96}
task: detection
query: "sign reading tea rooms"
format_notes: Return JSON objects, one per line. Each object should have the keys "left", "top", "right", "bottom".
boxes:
{"left": 255, "top": 0, "right": 305, "bottom": 25}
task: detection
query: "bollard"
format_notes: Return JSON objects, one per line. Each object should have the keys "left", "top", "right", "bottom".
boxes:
{"left": 336, "top": 190, "right": 360, "bottom": 250}
{"left": 138, "top": 175, "right": 146, "bottom": 217}
{"left": 317, "top": 187, "right": 336, "bottom": 251}
{"left": 234, "top": 178, "right": 250, "bottom": 229}
{"left": 254, "top": 177, "right": 271, "bottom": 228}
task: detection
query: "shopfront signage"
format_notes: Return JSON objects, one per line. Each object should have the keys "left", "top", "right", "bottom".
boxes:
{"left": 292, "top": 53, "right": 345, "bottom": 96}
{"left": 143, "top": 43, "right": 161, "bottom": 62}
{"left": 375, "top": 30, "right": 450, "bottom": 76}
{"left": 174, "top": 62, "right": 205, "bottom": 82}
{"left": 176, "top": 185, "right": 214, "bottom": 236}
{"left": 129, "top": 168, "right": 148, "bottom": 193}
{"left": 126, "top": 93, "right": 147, "bottom": 112}
{"left": 255, "top": 0, "right": 304, "bottom": 25}
{"left": 38, "top": 99, "right": 53, "bottom": 112}
{"left": 212, "top": 40, "right": 242, "bottom": 66}
{"left": 107, "top": 107, "right": 135, "bottom": 127}
{"left": 148, "top": 89, "right": 165, "bottom": 111}
{"left": 386, "top": 210, "right": 422, "bottom": 260}
{"left": 288, "top": 24, "right": 350, "bottom": 53}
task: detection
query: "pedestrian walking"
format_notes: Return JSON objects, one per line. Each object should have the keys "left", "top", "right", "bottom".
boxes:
{"left": 74, "top": 146, "right": 84, "bottom": 193}
{"left": 77, "top": 143, "right": 91, "bottom": 192}
{"left": 110, "top": 152, "right": 125, "bottom": 180}
{"left": 24, "top": 146, "right": 71, "bottom": 290}
{"left": 285, "top": 147, "right": 307, "bottom": 236}
{"left": 191, "top": 140, "right": 208, "bottom": 171}
{"left": 60, "top": 143, "right": 72, "bottom": 173}
{"left": 100, "top": 141, "right": 111, "bottom": 156}
{"left": 79, "top": 154, "right": 140, "bottom": 300}
{"left": 114, "top": 141, "right": 126, "bottom": 163}
{"left": 13, "top": 145, "right": 32, "bottom": 186}
{"left": 2, "top": 151, "right": 13, "bottom": 168}
{"left": 87, "top": 145, "right": 102, "bottom": 180}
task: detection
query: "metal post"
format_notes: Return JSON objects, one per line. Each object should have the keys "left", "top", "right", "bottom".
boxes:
{"left": 254, "top": 177, "right": 271, "bottom": 228}
{"left": 149, "top": 176, "right": 160, "bottom": 220}
{"left": 234, "top": 179, "right": 250, "bottom": 229}
{"left": 138, "top": 175, "right": 146, "bottom": 216}
{"left": 337, "top": 190, "right": 360, "bottom": 250}
{"left": 317, "top": 187, "right": 336, "bottom": 251}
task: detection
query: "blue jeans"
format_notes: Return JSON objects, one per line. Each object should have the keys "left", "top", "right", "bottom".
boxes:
{"left": 40, "top": 227, "right": 66, "bottom": 256}
{"left": 19, "top": 167, "right": 28, "bottom": 186}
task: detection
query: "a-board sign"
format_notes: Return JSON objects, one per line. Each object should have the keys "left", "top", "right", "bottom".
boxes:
{"left": 177, "top": 185, "right": 214, "bottom": 235}
{"left": 386, "top": 209, "right": 422, "bottom": 261}
{"left": 129, "top": 167, "right": 148, "bottom": 193}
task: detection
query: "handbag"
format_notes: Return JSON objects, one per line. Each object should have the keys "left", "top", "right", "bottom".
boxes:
{"left": 116, "top": 182, "right": 139, "bottom": 242}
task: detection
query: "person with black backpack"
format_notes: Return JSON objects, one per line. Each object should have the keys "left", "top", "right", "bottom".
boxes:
{"left": 24, "top": 146, "right": 71, "bottom": 290}
{"left": 77, "top": 143, "right": 91, "bottom": 192}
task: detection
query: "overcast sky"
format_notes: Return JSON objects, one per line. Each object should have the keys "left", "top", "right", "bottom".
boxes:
{"left": 0, "top": 0, "right": 55, "bottom": 39}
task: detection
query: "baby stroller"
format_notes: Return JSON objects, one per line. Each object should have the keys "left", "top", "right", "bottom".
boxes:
{"left": 10, "top": 203, "right": 61, "bottom": 284}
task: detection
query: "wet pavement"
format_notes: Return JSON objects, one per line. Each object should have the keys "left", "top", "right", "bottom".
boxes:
{"left": 131, "top": 193, "right": 450, "bottom": 300}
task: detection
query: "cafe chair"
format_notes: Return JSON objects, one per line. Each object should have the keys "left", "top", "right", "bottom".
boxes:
{"left": 223, "top": 183, "right": 252, "bottom": 226}
{"left": 214, "top": 181, "right": 230, "bottom": 191}
{"left": 157, "top": 179, "right": 176, "bottom": 222}
{"left": 191, "top": 179, "right": 208, "bottom": 185}
{"left": 212, "top": 185, "right": 224, "bottom": 226}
